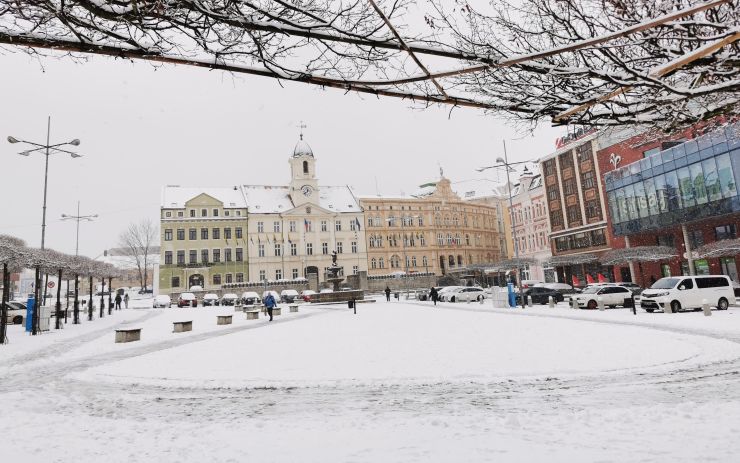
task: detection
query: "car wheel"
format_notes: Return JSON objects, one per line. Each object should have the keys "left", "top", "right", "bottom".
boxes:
{"left": 645, "top": 309, "right": 654, "bottom": 313}
{"left": 450, "top": 296, "right": 456, "bottom": 303}
{"left": 587, "top": 299, "right": 597, "bottom": 310}
{"left": 718, "top": 297, "right": 729, "bottom": 310}
{"left": 608, "top": 305, "right": 616, "bottom": 309}
{"left": 477, "top": 295, "right": 483, "bottom": 301}
{"left": 670, "top": 300, "right": 682, "bottom": 313}
{"left": 12, "top": 315, "right": 23, "bottom": 325}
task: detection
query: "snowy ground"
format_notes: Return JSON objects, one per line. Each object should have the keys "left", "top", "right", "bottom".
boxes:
{"left": 3, "top": 297, "right": 740, "bottom": 462}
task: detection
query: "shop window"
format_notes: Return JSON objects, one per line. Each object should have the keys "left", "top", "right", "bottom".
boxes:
{"left": 715, "top": 224, "right": 737, "bottom": 241}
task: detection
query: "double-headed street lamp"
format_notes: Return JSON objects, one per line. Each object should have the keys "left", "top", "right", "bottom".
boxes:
{"left": 8, "top": 116, "right": 82, "bottom": 250}
{"left": 61, "top": 201, "right": 98, "bottom": 256}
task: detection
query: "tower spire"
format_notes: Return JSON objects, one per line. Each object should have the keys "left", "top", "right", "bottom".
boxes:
{"left": 297, "top": 120, "right": 307, "bottom": 140}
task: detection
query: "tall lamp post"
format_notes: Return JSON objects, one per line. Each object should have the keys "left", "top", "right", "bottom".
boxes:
{"left": 476, "top": 141, "right": 532, "bottom": 299}
{"left": 61, "top": 202, "right": 98, "bottom": 256}
{"left": 8, "top": 116, "right": 82, "bottom": 313}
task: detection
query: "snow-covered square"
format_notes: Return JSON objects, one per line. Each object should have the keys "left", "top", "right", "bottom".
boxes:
{"left": 3, "top": 297, "right": 740, "bottom": 462}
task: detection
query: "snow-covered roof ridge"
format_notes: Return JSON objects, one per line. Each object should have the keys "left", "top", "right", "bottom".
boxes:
{"left": 242, "top": 184, "right": 361, "bottom": 214}
{"left": 161, "top": 185, "right": 247, "bottom": 208}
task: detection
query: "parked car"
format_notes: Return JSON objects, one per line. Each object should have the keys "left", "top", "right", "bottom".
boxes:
{"left": 518, "top": 287, "right": 565, "bottom": 305}
{"left": 202, "top": 293, "right": 220, "bottom": 306}
{"left": 280, "top": 289, "right": 299, "bottom": 303}
{"left": 221, "top": 293, "right": 239, "bottom": 306}
{"left": 300, "top": 289, "right": 317, "bottom": 302}
{"left": 640, "top": 275, "right": 734, "bottom": 313}
{"left": 138, "top": 289, "right": 154, "bottom": 295}
{"left": 615, "top": 282, "right": 643, "bottom": 295}
{"left": 521, "top": 279, "right": 544, "bottom": 289}
{"left": 241, "top": 291, "right": 261, "bottom": 305}
{"left": 5, "top": 301, "right": 27, "bottom": 325}
{"left": 438, "top": 286, "right": 464, "bottom": 302}
{"left": 152, "top": 295, "right": 172, "bottom": 308}
{"left": 572, "top": 285, "right": 633, "bottom": 309}
{"left": 177, "top": 292, "right": 197, "bottom": 308}
{"left": 534, "top": 282, "right": 578, "bottom": 295}
{"left": 262, "top": 290, "right": 281, "bottom": 301}
{"left": 447, "top": 287, "right": 486, "bottom": 302}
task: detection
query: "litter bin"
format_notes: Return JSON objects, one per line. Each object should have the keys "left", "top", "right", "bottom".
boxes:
{"left": 394, "top": 292, "right": 399, "bottom": 300}
{"left": 348, "top": 300, "right": 354, "bottom": 309}
{"left": 39, "top": 306, "right": 52, "bottom": 332}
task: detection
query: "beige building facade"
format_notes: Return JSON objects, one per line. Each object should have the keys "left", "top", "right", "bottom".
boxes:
{"left": 360, "top": 177, "right": 503, "bottom": 276}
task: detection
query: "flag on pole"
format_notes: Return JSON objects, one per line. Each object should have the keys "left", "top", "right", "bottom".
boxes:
{"left": 355, "top": 217, "right": 361, "bottom": 231}
{"left": 304, "top": 218, "right": 309, "bottom": 232}
{"left": 572, "top": 275, "right": 580, "bottom": 287}
{"left": 586, "top": 274, "right": 595, "bottom": 284}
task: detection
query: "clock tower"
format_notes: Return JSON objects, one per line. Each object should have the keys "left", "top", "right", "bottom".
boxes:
{"left": 289, "top": 133, "right": 319, "bottom": 207}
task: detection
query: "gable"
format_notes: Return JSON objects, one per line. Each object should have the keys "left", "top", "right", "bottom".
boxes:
{"left": 184, "top": 193, "right": 224, "bottom": 208}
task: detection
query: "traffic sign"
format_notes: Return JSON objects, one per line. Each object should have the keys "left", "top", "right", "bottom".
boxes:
{"left": 47, "top": 281, "right": 55, "bottom": 289}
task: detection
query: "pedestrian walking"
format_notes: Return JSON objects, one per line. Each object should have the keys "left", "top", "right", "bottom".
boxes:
{"left": 114, "top": 293, "right": 122, "bottom": 310}
{"left": 123, "top": 293, "right": 129, "bottom": 309}
{"left": 264, "top": 292, "right": 276, "bottom": 321}
{"left": 384, "top": 286, "right": 391, "bottom": 302}
{"left": 429, "top": 287, "right": 439, "bottom": 306}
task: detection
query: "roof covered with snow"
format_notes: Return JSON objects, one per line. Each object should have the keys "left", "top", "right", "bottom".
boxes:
{"left": 242, "top": 185, "right": 361, "bottom": 214}
{"left": 293, "top": 139, "right": 314, "bottom": 158}
{"left": 161, "top": 186, "right": 246, "bottom": 208}
{"left": 451, "top": 179, "right": 512, "bottom": 201}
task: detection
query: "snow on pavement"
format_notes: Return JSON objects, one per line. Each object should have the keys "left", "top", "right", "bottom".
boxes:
{"left": 3, "top": 299, "right": 740, "bottom": 462}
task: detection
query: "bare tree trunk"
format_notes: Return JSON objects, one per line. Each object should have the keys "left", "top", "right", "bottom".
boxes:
{"left": 108, "top": 277, "right": 113, "bottom": 315}
{"left": 55, "top": 268, "right": 62, "bottom": 330}
{"left": 1, "top": 263, "right": 8, "bottom": 344}
{"left": 88, "top": 276, "right": 93, "bottom": 322}
{"left": 73, "top": 275, "right": 80, "bottom": 325}
{"left": 99, "top": 279, "right": 105, "bottom": 319}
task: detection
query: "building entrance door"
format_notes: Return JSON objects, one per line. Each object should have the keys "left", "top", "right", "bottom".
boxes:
{"left": 188, "top": 274, "right": 204, "bottom": 289}
{"left": 620, "top": 267, "right": 631, "bottom": 283}
{"left": 720, "top": 257, "right": 738, "bottom": 282}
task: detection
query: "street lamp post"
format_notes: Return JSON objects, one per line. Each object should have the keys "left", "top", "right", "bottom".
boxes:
{"left": 8, "top": 117, "right": 82, "bottom": 317}
{"left": 477, "top": 141, "right": 532, "bottom": 304}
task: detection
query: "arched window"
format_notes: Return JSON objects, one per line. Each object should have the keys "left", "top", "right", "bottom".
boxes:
{"left": 422, "top": 256, "right": 428, "bottom": 267}
{"left": 371, "top": 258, "right": 377, "bottom": 269}
{"left": 439, "top": 256, "right": 446, "bottom": 270}
{"left": 420, "top": 234, "right": 426, "bottom": 246}
{"left": 379, "top": 257, "right": 385, "bottom": 269}
{"left": 303, "top": 160, "right": 309, "bottom": 174}
{"left": 444, "top": 215, "right": 451, "bottom": 226}
{"left": 390, "top": 255, "right": 400, "bottom": 268}
{"left": 448, "top": 255, "right": 455, "bottom": 267}
{"left": 457, "top": 255, "right": 463, "bottom": 266}
{"left": 453, "top": 216, "right": 459, "bottom": 226}
{"left": 411, "top": 256, "right": 417, "bottom": 267}
{"left": 465, "top": 234, "right": 470, "bottom": 246}
{"left": 373, "top": 216, "right": 381, "bottom": 227}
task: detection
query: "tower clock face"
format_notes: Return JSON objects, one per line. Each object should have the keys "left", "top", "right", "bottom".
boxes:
{"left": 301, "top": 185, "right": 313, "bottom": 197}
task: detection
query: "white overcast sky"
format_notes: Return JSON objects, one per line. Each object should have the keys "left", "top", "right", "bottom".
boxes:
{"left": 0, "top": 50, "right": 565, "bottom": 258}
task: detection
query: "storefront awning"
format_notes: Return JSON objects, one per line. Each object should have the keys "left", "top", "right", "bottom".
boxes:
{"left": 696, "top": 238, "right": 740, "bottom": 259}
{"left": 600, "top": 246, "right": 677, "bottom": 265}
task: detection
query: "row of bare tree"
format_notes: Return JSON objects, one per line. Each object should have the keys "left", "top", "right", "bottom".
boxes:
{"left": 0, "top": 234, "right": 123, "bottom": 345}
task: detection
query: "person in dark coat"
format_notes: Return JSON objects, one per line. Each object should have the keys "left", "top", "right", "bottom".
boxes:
{"left": 384, "top": 286, "right": 391, "bottom": 302}
{"left": 429, "top": 287, "right": 439, "bottom": 306}
{"left": 264, "top": 293, "right": 276, "bottom": 321}
{"left": 114, "top": 293, "right": 122, "bottom": 310}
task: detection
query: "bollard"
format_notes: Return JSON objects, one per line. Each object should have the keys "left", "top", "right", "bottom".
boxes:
{"left": 527, "top": 295, "right": 532, "bottom": 308}
{"left": 702, "top": 298, "right": 711, "bottom": 317}
{"left": 662, "top": 302, "right": 672, "bottom": 314}
{"left": 548, "top": 296, "right": 554, "bottom": 308}
{"left": 467, "top": 296, "right": 471, "bottom": 304}
{"left": 479, "top": 296, "right": 485, "bottom": 305}
{"left": 571, "top": 297, "right": 579, "bottom": 310}
{"left": 597, "top": 296, "right": 605, "bottom": 311}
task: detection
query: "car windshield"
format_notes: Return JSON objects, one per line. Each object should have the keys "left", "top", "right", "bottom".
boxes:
{"left": 582, "top": 287, "right": 600, "bottom": 294}
{"left": 651, "top": 278, "right": 680, "bottom": 289}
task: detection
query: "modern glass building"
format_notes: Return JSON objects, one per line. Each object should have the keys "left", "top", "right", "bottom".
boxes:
{"left": 605, "top": 123, "right": 740, "bottom": 236}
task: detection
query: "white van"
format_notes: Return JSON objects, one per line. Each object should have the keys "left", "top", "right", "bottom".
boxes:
{"left": 640, "top": 275, "right": 734, "bottom": 313}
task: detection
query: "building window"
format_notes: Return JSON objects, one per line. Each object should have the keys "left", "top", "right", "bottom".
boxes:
{"left": 275, "top": 269, "right": 282, "bottom": 280}
{"left": 379, "top": 257, "right": 385, "bottom": 269}
{"left": 213, "top": 274, "right": 221, "bottom": 285}
{"left": 258, "top": 244, "right": 265, "bottom": 257}
{"left": 643, "top": 147, "right": 661, "bottom": 158}
{"left": 422, "top": 256, "right": 428, "bottom": 268}
{"left": 257, "top": 222, "right": 264, "bottom": 233}
{"left": 305, "top": 220, "right": 313, "bottom": 232}
{"left": 189, "top": 228, "right": 197, "bottom": 240}
{"left": 689, "top": 230, "right": 704, "bottom": 249}
{"left": 213, "top": 249, "right": 221, "bottom": 263}
{"left": 178, "top": 211, "right": 184, "bottom": 217}
{"left": 225, "top": 274, "right": 233, "bottom": 284}
{"left": 353, "top": 265, "right": 358, "bottom": 275}
{"left": 566, "top": 205, "right": 582, "bottom": 224}
{"left": 559, "top": 151, "right": 574, "bottom": 170}
{"left": 371, "top": 258, "right": 377, "bottom": 269}
{"left": 201, "top": 228, "right": 208, "bottom": 240}
{"left": 259, "top": 270, "right": 266, "bottom": 281}
{"left": 235, "top": 227, "right": 243, "bottom": 239}
{"left": 547, "top": 185, "right": 560, "bottom": 201}
{"left": 411, "top": 256, "right": 417, "bottom": 267}
{"left": 543, "top": 160, "right": 556, "bottom": 176}
{"left": 273, "top": 221, "right": 281, "bottom": 233}
{"left": 201, "top": 249, "right": 209, "bottom": 263}
{"left": 290, "top": 221, "right": 296, "bottom": 232}
{"left": 213, "top": 228, "right": 220, "bottom": 240}
{"left": 351, "top": 241, "right": 358, "bottom": 253}
{"left": 576, "top": 143, "right": 592, "bottom": 162}
{"left": 171, "top": 276, "right": 180, "bottom": 287}
{"left": 335, "top": 220, "right": 342, "bottom": 231}
{"left": 292, "top": 268, "right": 299, "bottom": 279}
{"left": 189, "top": 250, "right": 197, "bottom": 264}
{"left": 176, "top": 250, "right": 185, "bottom": 265}
{"left": 164, "top": 229, "right": 173, "bottom": 241}
{"left": 550, "top": 210, "right": 564, "bottom": 228}
{"left": 164, "top": 251, "right": 172, "bottom": 265}
{"left": 303, "top": 160, "right": 309, "bottom": 174}
{"left": 585, "top": 200, "right": 601, "bottom": 219}
{"left": 236, "top": 273, "right": 244, "bottom": 283}
{"left": 213, "top": 209, "right": 219, "bottom": 217}
{"left": 236, "top": 248, "right": 243, "bottom": 262}
{"left": 201, "top": 209, "right": 207, "bottom": 217}
{"left": 224, "top": 228, "right": 232, "bottom": 239}
{"left": 177, "top": 229, "right": 185, "bottom": 240}
{"left": 165, "top": 211, "right": 172, "bottom": 218}
{"left": 306, "top": 243, "right": 313, "bottom": 255}
{"left": 715, "top": 224, "right": 737, "bottom": 241}
{"left": 581, "top": 170, "right": 595, "bottom": 189}
{"left": 336, "top": 242, "right": 343, "bottom": 254}
{"left": 563, "top": 178, "right": 577, "bottom": 195}
{"left": 274, "top": 243, "right": 282, "bottom": 256}
{"left": 322, "top": 242, "right": 329, "bottom": 255}
{"left": 321, "top": 220, "right": 328, "bottom": 232}
{"left": 190, "top": 210, "right": 195, "bottom": 218}
{"left": 350, "top": 219, "right": 357, "bottom": 231}
{"left": 224, "top": 211, "right": 230, "bottom": 217}
{"left": 656, "top": 235, "right": 674, "bottom": 247}
{"left": 225, "top": 248, "right": 232, "bottom": 262}
{"left": 290, "top": 243, "right": 297, "bottom": 256}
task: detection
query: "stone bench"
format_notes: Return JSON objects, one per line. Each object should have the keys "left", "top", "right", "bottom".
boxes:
{"left": 217, "top": 315, "right": 233, "bottom": 325}
{"left": 245, "top": 310, "right": 260, "bottom": 320}
{"left": 173, "top": 320, "right": 193, "bottom": 333}
{"left": 243, "top": 304, "right": 255, "bottom": 313}
{"left": 272, "top": 307, "right": 281, "bottom": 316}
{"left": 289, "top": 304, "right": 299, "bottom": 313}
{"left": 115, "top": 328, "right": 141, "bottom": 343}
